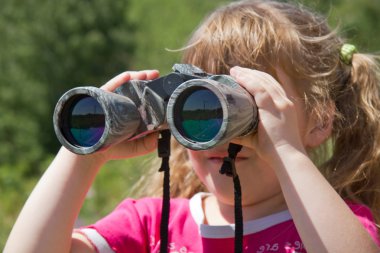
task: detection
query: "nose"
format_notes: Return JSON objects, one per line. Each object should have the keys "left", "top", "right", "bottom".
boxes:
{"left": 229, "top": 135, "right": 255, "bottom": 150}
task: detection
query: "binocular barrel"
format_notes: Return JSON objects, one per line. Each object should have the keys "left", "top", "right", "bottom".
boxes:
{"left": 167, "top": 76, "right": 258, "bottom": 150}
{"left": 53, "top": 64, "right": 258, "bottom": 154}
{"left": 53, "top": 87, "right": 143, "bottom": 154}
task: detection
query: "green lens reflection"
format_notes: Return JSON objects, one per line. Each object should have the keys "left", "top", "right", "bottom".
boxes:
{"left": 179, "top": 88, "right": 223, "bottom": 142}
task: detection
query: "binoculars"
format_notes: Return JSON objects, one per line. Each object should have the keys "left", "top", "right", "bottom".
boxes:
{"left": 53, "top": 64, "right": 258, "bottom": 154}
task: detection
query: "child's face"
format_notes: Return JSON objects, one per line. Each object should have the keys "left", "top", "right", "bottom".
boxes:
{"left": 186, "top": 67, "right": 313, "bottom": 209}
{"left": 187, "top": 143, "right": 284, "bottom": 207}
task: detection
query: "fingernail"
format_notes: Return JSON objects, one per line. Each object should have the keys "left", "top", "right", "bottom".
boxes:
{"left": 230, "top": 66, "right": 242, "bottom": 75}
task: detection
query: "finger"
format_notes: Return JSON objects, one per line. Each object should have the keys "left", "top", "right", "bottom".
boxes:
{"left": 230, "top": 66, "right": 287, "bottom": 98}
{"left": 230, "top": 66, "right": 264, "bottom": 93}
{"left": 146, "top": 70, "right": 160, "bottom": 80}
{"left": 129, "top": 70, "right": 160, "bottom": 80}
{"left": 230, "top": 66, "right": 290, "bottom": 108}
{"left": 133, "top": 131, "right": 159, "bottom": 155}
{"left": 101, "top": 72, "right": 131, "bottom": 91}
{"left": 129, "top": 71, "right": 147, "bottom": 80}
{"left": 109, "top": 132, "right": 159, "bottom": 160}
{"left": 101, "top": 70, "right": 160, "bottom": 92}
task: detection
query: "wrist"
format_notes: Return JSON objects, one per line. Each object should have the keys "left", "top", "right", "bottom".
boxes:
{"left": 58, "top": 146, "right": 107, "bottom": 171}
{"left": 276, "top": 142, "right": 307, "bottom": 157}
{"left": 268, "top": 143, "right": 310, "bottom": 174}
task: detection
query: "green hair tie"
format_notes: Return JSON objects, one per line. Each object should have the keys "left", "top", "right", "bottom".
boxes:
{"left": 340, "top": 43, "right": 357, "bottom": 65}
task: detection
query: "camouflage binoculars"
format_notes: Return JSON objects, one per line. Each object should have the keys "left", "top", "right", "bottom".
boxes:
{"left": 53, "top": 64, "right": 258, "bottom": 154}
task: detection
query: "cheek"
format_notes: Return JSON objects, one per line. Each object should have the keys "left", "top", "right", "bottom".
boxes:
{"left": 294, "top": 101, "right": 310, "bottom": 143}
{"left": 286, "top": 90, "right": 309, "bottom": 142}
{"left": 187, "top": 150, "right": 208, "bottom": 182}
{"left": 188, "top": 150, "right": 233, "bottom": 200}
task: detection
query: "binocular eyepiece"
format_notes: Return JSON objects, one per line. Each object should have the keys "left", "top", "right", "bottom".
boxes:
{"left": 53, "top": 64, "right": 258, "bottom": 154}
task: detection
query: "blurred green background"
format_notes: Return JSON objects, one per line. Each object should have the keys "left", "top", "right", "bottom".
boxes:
{"left": 1, "top": 0, "right": 379, "bottom": 249}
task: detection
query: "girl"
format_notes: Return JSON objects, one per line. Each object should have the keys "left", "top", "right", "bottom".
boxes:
{"left": 5, "top": 1, "right": 380, "bottom": 252}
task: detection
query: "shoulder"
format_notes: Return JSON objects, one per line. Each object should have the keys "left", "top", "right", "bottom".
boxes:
{"left": 346, "top": 201, "right": 377, "bottom": 227}
{"left": 346, "top": 201, "right": 380, "bottom": 246}
{"left": 79, "top": 197, "right": 196, "bottom": 253}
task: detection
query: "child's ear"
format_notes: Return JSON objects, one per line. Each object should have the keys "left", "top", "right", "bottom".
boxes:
{"left": 304, "top": 105, "right": 334, "bottom": 148}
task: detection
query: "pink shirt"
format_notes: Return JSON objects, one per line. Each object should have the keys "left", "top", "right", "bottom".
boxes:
{"left": 79, "top": 193, "right": 380, "bottom": 253}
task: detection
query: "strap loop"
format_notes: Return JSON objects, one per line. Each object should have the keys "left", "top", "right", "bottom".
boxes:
{"left": 219, "top": 143, "right": 243, "bottom": 177}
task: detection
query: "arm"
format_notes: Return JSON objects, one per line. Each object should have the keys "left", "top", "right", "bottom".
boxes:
{"left": 230, "top": 66, "right": 379, "bottom": 253}
{"left": 4, "top": 148, "right": 103, "bottom": 253}
{"left": 273, "top": 145, "right": 379, "bottom": 253}
{"left": 4, "top": 70, "right": 159, "bottom": 253}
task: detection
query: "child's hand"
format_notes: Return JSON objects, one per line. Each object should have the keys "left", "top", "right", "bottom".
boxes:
{"left": 93, "top": 69, "right": 160, "bottom": 162}
{"left": 230, "top": 66, "right": 306, "bottom": 161}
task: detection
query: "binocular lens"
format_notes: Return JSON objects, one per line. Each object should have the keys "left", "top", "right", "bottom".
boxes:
{"left": 177, "top": 87, "right": 223, "bottom": 142}
{"left": 62, "top": 95, "right": 105, "bottom": 147}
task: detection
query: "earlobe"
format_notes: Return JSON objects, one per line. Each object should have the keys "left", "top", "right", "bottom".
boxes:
{"left": 304, "top": 111, "right": 334, "bottom": 148}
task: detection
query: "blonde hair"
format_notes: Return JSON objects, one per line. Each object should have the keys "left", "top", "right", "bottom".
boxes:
{"left": 134, "top": 0, "right": 380, "bottom": 226}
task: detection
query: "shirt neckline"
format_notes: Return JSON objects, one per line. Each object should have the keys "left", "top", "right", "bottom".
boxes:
{"left": 189, "top": 192, "right": 293, "bottom": 238}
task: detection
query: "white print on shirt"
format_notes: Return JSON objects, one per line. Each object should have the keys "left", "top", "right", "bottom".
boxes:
{"left": 150, "top": 236, "right": 194, "bottom": 253}
{"left": 285, "top": 240, "right": 304, "bottom": 252}
{"left": 150, "top": 235, "right": 155, "bottom": 247}
{"left": 256, "top": 240, "right": 305, "bottom": 253}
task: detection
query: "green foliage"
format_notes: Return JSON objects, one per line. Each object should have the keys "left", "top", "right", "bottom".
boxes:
{"left": 302, "top": 0, "right": 380, "bottom": 51}
{"left": 330, "top": 0, "right": 380, "bottom": 51}
{"left": 0, "top": 0, "right": 136, "bottom": 171}
{"left": 0, "top": 2, "right": 47, "bottom": 169}
{"left": 28, "top": 0, "right": 137, "bottom": 156}
{"left": 128, "top": 0, "right": 229, "bottom": 73}
{"left": 0, "top": 158, "right": 53, "bottom": 249}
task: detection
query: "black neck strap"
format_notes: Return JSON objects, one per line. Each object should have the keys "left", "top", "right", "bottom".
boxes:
{"left": 158, "top": 135, "right": 243, "bottom": 253}
{"left": 158, "top": 130, "right": 171, "bottom": 253}
{"left": 219, "top": 143, "right": 244, "bottom": 253}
